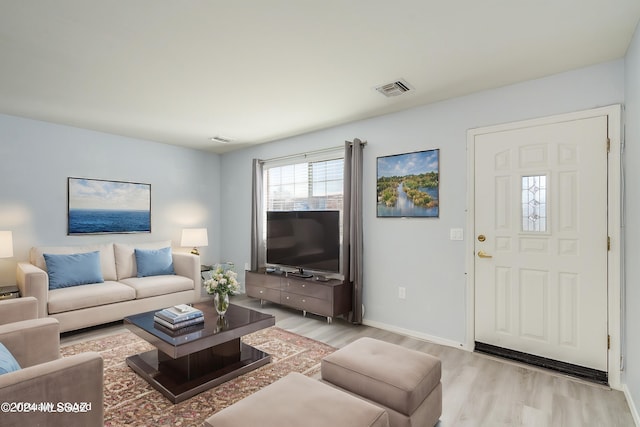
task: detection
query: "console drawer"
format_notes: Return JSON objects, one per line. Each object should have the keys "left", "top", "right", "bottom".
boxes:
{"left": 245, "top": 271, "right": 281, "bottom": 289}
{"left": 281, "top": 292, "right": 332, "bottom": 316}
{"left": 283, "top": 280, "right": 331, "bottom": 300}
{"left": 247, "top": 286, "right": 280, "bottom": 303}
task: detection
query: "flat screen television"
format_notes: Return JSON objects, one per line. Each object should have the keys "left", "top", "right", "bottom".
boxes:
{"left": 266, "top": 210, "right": 340, "bottom": 276}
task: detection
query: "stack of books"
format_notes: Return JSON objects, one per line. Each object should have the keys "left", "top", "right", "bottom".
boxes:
{"left": 154, "top": 321, "right": 205, "bottom": 337}
{"left": 154, "top": 304, "right": 204, "bottom": 330}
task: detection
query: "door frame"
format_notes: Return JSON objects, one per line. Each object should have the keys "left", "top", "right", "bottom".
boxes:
{"left": 465, "top": 105, "right": 622, "bottom": 389}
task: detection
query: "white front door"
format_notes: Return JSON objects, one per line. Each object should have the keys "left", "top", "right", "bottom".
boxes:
{"left": 473, "top": 115, "right": 609, "bottom": 372}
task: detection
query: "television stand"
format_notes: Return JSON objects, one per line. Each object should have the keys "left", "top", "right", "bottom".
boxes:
{"left": 287, "top": 268, "right": 313, "bottom": 279}
{"left": 288, "top": 273, "right": 313, "bottom": 279}
{"left": 245, "top": 269, "right": 351, "bottom": 323}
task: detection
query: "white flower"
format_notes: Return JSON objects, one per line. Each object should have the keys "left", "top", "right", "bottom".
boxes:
{"left": 203, "top": 263, "right": 241, "bottom": 296}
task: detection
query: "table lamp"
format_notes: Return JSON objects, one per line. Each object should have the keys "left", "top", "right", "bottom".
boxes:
{"left": 181, "top": 228, "right": 208, "bottom": 256}
{"left": 0, "top": 231, "right": 13, "bottom": 259}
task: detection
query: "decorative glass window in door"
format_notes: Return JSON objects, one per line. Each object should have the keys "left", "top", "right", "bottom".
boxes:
{"left": 521, "top": 175, "right": 547, "bottom": 232}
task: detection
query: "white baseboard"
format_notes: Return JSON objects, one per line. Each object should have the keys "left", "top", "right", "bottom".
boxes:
{"left": 623, "top": 384, "right": 640, "bottom": 427}
{"left": 361, "top": 319, "right": 467, "bottom": 351}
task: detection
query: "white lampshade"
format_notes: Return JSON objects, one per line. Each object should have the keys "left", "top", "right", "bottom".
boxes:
{"left": 181, "top": 228, "right": 208, "bottom": 249}
{"left": 0, "top": 231, "right": 14, "bottom": 258}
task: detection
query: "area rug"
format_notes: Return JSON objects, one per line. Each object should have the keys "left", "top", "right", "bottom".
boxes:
{"left": 60, "top": 327, "right": 336, "bottom": 427}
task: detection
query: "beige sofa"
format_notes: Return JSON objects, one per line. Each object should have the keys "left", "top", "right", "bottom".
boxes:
{"left": 0, "top": 297, "right": 104, "bottom": 427}
{"left": 16, "top": 241, "right": 201, "bottom": 332}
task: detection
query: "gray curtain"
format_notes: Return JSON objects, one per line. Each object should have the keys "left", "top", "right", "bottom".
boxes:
{"left": 343, "top": 139, "right": 365, "bottom": 324}
{"left": 250, "top": 159, "right": 264, "bottom": 271}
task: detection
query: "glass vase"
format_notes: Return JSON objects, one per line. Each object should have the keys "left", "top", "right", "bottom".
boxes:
{"left": 214, "top": 293, "right": 229, "bottom": 317}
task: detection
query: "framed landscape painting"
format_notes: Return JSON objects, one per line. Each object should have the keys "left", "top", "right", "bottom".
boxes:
{"left": 67, "top": 177, "right": 151, "bottom": 235}
{"left": 376, "top": 149, "right": 439, "bottom": 218}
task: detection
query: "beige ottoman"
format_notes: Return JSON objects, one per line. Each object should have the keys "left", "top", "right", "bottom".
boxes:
{"left": 204, "top": 372, "right": 389, "bottom": 427}
{"left": 321, "top": 337, "right": 442, "bottom": 427}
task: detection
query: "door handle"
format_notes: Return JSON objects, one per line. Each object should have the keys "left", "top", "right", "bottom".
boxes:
{"left": 477, "top": 250, "right": 493, "bottom": 258}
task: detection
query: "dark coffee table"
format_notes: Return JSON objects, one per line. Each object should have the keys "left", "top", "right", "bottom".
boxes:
{"left": 124, "top": 302, "right": 275, "bottom": 403}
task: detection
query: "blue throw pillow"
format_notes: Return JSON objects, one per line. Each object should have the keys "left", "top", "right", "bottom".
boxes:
{"left": 0, "top": 343, "right": 21, "bottom": 375}
{"left": 44, "top": 251, "right": 105, "bottom": 290}
{"left": 135, "top": 247, "right": 175, "bottom": 277}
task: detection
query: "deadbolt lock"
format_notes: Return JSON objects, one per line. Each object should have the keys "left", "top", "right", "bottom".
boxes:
{"left": 477, "top": 234, "right": 486, "bottom": 242}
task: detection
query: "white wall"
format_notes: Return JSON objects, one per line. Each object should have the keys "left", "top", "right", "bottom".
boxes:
{"left": 624, "top": 20, "right": 640, "bottom": 421}
{"left": 0, "top": 114, "right": 221, "bottom": 285}
{"left": 220, "top": 59, "right": 624, "bottom": 346}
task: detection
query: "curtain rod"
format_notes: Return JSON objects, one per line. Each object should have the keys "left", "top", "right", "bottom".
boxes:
{"left": 261, "top": 145, "right": 344, "bottom": 163}
{"left": 260, "top": 140, "right": 366, "bottom": 164}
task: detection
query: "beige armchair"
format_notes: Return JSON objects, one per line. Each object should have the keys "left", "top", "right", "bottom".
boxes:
{"left": 0, "top": 297, "right": 104, "bottom": 427}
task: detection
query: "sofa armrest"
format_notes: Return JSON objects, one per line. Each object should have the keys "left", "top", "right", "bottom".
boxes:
{"left": 0, "top": 318, "right": 60, "bottom": 367}
{"left": 0, "top": 297, "right": 38, "bottom": 325}
{"left": 0, "top": 352, "right": 104, "bottom": 427}
{"left": 172, "top": 252, "right": 200, "bottom": 285}
{"left": 16, "top": 262, "right": 49, "bottom": 318}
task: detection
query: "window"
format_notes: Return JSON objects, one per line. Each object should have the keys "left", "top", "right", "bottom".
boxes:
{"left": 264, "top": 157, "right": 344, "bottom": 212}
{"left": 521, "top": 175, "right": 547, "bottom": 232}
{"left": 260, "top": 150, "right": 345, "bottom": 272}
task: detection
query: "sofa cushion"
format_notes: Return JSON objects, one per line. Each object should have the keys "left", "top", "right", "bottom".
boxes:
{"left": 321, "top": 337, "right": 441, "bottom": 416}
{"left": 204, "top": 372, "right": 389, "bottom": 427}
{"left": 119, "top": 275, "right": 194, "bottom": 299}
{"left": 0, "top": 343, "right": 21, "bottom": 375}
{"left": 134, "top": 247, "right": 175, "bottom": 277}
{"left": 44, "top": 251, "right": 104, "bottom": 290}
{"left": 114, "top": 241, "right": 172, "bottom": 280}
{"left": 47, "top": 281, "right": 136, "bottom": 314}
{"left": 30, "top": 244, "right": 117, "bottom": 281}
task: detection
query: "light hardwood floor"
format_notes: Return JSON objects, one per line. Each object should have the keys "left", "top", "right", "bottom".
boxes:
{"left": 61, "top": 295, "right": 636, "bottom": 427}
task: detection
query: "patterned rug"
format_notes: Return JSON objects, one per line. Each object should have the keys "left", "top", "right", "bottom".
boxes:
{"left": 61, "top": 327, "right": 336, "bottom": 427}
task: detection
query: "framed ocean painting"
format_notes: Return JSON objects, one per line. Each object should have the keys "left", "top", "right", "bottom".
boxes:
{"left": 376, "top": 149, "right": 439, "bottom": 218}
{"left": 67, "top": 177, "right": 151, "bottom": 235}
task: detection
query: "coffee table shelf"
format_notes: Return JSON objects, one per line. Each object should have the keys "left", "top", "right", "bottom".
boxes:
{"left": 124, "top": 302, "right": 275, "bottom": 403}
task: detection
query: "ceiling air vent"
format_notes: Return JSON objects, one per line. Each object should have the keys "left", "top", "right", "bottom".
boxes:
{"left": 375, "top": 79, "right": 413, "bottom": 97}
{"left": 209, "top": 136, "right": 232, "bottom": 144}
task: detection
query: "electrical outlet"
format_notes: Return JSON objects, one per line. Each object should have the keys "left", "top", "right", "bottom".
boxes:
{"left": 398, "top": 287, "right": 406, "bottom": 299}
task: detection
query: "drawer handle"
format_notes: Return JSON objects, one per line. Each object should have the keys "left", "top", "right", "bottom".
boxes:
{"left": 302, "top": 284, "right": 305, "bottom": 288}
{"left": 302, "top": 299, "right": 306, "bottom": 303}
{"left": 286, "top": 296, "right": 290, "bottom": 300}
{"left": 259, "top": 290, "right": 264, "bottom": 294}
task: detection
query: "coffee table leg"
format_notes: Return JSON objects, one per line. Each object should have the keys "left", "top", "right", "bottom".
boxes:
{"left": 158, "top": 338, "right": 242, "bottom": 380}
{"left": 126, "top": 341, "right": 270, "bottom": 403}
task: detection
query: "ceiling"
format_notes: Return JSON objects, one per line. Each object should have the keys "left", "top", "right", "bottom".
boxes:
{"left": 1, "top": 1, "right": 639, "bottom": 154}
